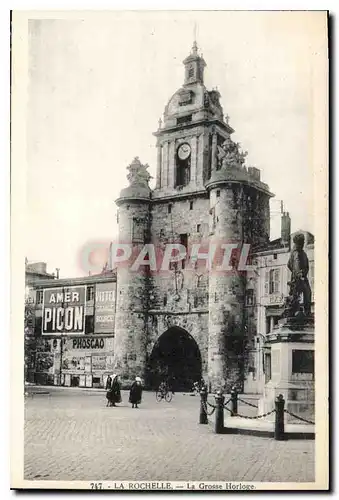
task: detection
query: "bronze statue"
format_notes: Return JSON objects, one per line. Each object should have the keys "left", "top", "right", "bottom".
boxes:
{"left": 285, "top": 233, "right": 312, "bottom": 318}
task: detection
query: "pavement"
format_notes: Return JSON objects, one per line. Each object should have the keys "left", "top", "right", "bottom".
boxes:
{"left": 24, "top": 389, "right": 315, "bottom": 482}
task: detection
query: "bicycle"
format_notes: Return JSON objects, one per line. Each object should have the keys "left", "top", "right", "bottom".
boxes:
{"left": 155, "top": 385, "right": 173, "bottom": 403}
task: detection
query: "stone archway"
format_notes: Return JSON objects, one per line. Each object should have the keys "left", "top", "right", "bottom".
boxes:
{"left": 147, "top": 327, "right": 202, "bottom": 391}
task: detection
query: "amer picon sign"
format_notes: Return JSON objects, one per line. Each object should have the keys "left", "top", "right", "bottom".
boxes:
{"left": 42, "top": 286, "right": 86, "bottom": 334}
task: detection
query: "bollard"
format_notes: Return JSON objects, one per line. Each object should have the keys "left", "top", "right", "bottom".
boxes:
{"left": 199, "top": 387, "right": 208, "bottom": 424}
{"left": 230, "top": 386, "right": 238, "bottom": 416}
{"left": 214, "top": 390, "right": 225, "bottom": 434}
{"left": 274, "top": 394, "right": 285, "bottom": 441}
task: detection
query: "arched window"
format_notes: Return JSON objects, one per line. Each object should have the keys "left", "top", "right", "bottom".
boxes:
{"left": 175, "top": 143, "right": 191, "bottom": 187}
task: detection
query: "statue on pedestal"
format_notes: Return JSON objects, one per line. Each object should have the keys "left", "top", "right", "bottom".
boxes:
{"left": 284, "top": 233, "right": 312, "bottom": 319}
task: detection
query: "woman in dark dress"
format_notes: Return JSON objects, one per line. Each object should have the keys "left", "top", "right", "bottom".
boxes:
{"left": 106, "top": 374, "right": 122, "bottom": 407}
{"left": 129, "top": 377, "right": 143, "bottom": 408}
{"left": 106, "top": 375, "right": 112, "bottom": 390}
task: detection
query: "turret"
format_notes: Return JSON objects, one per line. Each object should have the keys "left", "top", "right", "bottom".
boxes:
{"left": 205, "top": 129, "right": 273, "bottom": 391}
{"left": 114, "top": 158, "right": 152, "bottom": 386}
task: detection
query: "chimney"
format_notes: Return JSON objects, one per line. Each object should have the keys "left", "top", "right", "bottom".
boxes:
{"left": 30, "top": 262, "right": 47, "bottom": 274}
{"left": 55, "top": 268, "right": 60, "bottom": 279}
{"left": 281, "top": 212, "right": 291, "bottom": 248}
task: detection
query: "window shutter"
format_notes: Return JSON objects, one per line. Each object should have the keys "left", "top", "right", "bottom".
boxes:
{"left": 309, "top": 262, "right": 314, "bottom": 291}
{"left": 264, "top": 270, "right": 269, "bottom": 296}
{"left": 274, "top": 269, "right": 280, "bottom": 294}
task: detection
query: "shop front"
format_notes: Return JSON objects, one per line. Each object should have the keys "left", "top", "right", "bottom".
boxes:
{"left": 29, "top": 278, "right": 117, "bottom": 387}
{"left": 60, "top": 336, "right": 114, "bottom": 388}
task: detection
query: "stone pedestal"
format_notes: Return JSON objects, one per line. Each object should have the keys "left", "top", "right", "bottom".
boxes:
{"left": 259, "top": 317, "right": 314, "bottom": 424}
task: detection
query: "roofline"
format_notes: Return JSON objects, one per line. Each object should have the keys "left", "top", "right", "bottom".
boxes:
{"left": 153, "top": 118, "right": 234, "bottom": 137}
{"left": 31, "top": 273, "right": 116, "bottom": 289}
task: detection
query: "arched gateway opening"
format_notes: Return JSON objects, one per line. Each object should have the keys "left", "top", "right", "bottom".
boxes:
{"left": 147, "top": 327, "right": 202, "bottom": 391}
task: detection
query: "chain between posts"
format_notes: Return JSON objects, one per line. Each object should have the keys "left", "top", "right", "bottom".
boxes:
{"left": 235, "top": 409, "right": 276, "bottom": 420}
{"left": 238, "top": 398, "right": 259, "bottom": 409}
{"left": 223, "top": 398, "right": 231, "bottom": 408}
{"left": 284, "top": 409, "right": 315, "bottom": 425}
{"left": 202, "top": 398, "right": 217, "bottom": 416}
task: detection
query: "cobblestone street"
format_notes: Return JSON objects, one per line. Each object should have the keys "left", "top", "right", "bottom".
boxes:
{"left": 24, "top": 388, "right": 315, "bottom": 482}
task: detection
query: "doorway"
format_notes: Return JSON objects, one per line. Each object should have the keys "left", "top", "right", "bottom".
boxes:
{"left": 148, "top": 327, "right": 202, "bottom": 391}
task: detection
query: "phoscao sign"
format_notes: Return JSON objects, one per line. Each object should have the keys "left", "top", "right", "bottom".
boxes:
{"left": 42, "top": 286, "right": 86, "bottom": 335}
{"left": 72, "top": 338, "right": 105, "bottom": 349}
{"left": 94, "top": 282, "right": 116, "bottom": 333}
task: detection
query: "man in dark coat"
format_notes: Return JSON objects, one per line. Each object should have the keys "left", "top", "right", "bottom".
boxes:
{"left": 129, "top": 377, "right": 143, "bottom": 408}
{"left": 106, "top": 374, "right": 122, "bottom": 407}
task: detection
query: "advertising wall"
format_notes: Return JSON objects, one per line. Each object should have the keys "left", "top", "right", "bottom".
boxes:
{"left": 61, "top": 337, "right": 114, "bottom": 374}
{"left": 42, "top": 286, "right": 86, "bottom": 334}
{"left": 94, "top": 282, "right": 116, "bottom": 334}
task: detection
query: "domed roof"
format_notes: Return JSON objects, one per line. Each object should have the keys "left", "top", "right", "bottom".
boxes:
{"left": 158, "top": 43, "right": 227, "bottom": 131}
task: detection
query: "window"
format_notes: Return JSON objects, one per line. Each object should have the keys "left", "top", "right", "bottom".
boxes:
{"left": 132, "top": 217, "right": 146, "bottom": 243}
{"left": 190, "top": 201, "right": 193, "bottom": 210}
{"left": 86, "top": 286, "right": 94, "bottom": 301}
{"left": 188, "top": 67, "right": 194, "bottom": 79}
{"left": 246, "top": 289, "right": 254, "bottom": 306}
{"left": 265, "top": 269, "right": 280, "bottom": 295}
{"left": 197, "top": 224, "right": 201, "bottom": 233}
{"left": 176, "top": 162, "right": 190, "bottom": 186}
{"left": 270, "top": 269, "right": 280, "bottom": 294}
{"left": 163, "top": 295, "right": 167, "bottom": 306}
{"left": 168, "top": 204, "right": 172, "bottom": 214}
{"left": 273, "top": 253, "right": 277, "bottom": 260}
{"left": 216, "top": 190, "right": 220, "bottom": 198}
{"left": 36, "top": 291, "right": 43, "bottom": 304}
{"left": 177, "top": 115, "right": 192, "bottom": 125}
{"left": 292, "top": 350, "right": 314, "bottom": 375}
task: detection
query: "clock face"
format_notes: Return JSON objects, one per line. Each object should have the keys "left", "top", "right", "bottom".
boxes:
{"left": 178, "top": 143, "right": 191, "bottom": 160}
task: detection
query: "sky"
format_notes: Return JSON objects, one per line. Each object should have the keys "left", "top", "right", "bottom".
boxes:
{"left": 25, "top": 11, "right": 326, "bottom": 278}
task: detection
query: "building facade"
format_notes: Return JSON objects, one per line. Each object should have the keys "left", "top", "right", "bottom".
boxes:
{"left": 25, "top": 272, "right": 117, "bottom": 387}
{"left": 244, "top": 227, "right": 315, "bottom": 394}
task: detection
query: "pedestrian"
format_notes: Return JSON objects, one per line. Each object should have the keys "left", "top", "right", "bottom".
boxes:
{"left": 105, "top": 374, "right": 112, "bottom": 391}
{"left": 106, "top": 374, "right": 122, "bottom": 407}
{"left": 129, "top": 377, "right": 143, "bottom": 408}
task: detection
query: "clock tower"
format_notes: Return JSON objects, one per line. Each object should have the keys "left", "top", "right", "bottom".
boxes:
{"left": 153, "top": 41, "right": 234, "bottom": 197}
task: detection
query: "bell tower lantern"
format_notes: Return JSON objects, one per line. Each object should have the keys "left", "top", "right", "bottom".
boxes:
{"left": 183, "top": 41, "right": 206, "bottom": 85}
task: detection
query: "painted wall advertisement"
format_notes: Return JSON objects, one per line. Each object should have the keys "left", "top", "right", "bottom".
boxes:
{"left": 42, "top": 286, "right": 86, "bottom": 335}
{"left": 61, "top": 337, "right": 114, "bottom": 373}
{"left": 94, "top": 282, "right": 116, "bottom": 334}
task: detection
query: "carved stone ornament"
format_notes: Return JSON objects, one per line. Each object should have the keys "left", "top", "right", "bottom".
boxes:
{"left": 127, "top": 157, "right": 152, "bottom": 187}
{"left": 217, "top": 137, "right": 248, "bottom": 169}
{"left": 209, "top": 90, "right": 221, "bottom": 107}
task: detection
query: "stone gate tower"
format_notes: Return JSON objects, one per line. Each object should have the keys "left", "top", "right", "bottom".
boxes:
{"left": 114, "top": 43, "right": 274, "bottom": 391}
